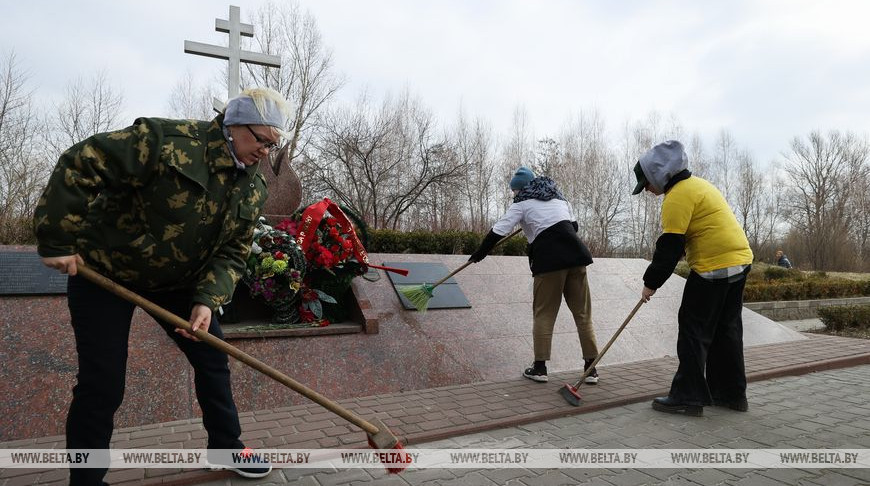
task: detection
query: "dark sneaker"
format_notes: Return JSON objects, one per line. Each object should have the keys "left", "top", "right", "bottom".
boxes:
{"left": 583, "top": 359, "right": 599, "bottom": 385}
{"left": 651, "top": 396, "right": 703, "bottom": 417}
{"left": 222, "top": 463, "right": 272, "bottom": 479}
{"left": 523, "top": 364, "right": 548, "bottom": 382}
{"left": 713, "top": 397, "right": 749, "bottom": 412}
{"left": 209, "top": 448, "right": 273, "bottom": 479}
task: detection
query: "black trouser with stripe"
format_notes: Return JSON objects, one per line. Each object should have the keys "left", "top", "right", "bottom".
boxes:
{"left": 668, "top": 268, "right": 750, "bottom": 406}
{"left": 65, "top": 275, "right": 243, "bottom": 486}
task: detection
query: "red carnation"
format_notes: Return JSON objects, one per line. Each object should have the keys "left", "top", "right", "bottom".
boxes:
{"left": 274, "top": 219, "right": 296, "bottom": 234}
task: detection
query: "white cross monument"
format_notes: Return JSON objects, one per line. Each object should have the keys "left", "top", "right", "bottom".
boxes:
{"left": 184, "top": 5, "right": 281, "bottom": 111}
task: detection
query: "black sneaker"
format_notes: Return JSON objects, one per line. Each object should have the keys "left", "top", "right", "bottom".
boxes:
{"left": 209, "top": 448, "right": 273, "bottom": 479}
{"left": 583, "top": 359, "right": 599, "bottom": 385}
{"left": 523, "top": 364, "right": 548, "bottom": 382}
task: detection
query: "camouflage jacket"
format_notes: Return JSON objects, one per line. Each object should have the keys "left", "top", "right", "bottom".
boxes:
{"left": 34, "top": 115, "right": 267, "bottom": 311}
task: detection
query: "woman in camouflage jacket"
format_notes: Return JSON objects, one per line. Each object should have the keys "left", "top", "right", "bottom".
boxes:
{"left": 34, "top": 88, "right": 290, "bottom": 484}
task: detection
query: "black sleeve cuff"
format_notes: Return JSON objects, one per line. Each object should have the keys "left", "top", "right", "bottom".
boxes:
{"left": 470, "top": 229, "right": 503, "bottom": 262}
{"left": 642, "top": 233, "right": 686, "bottom": 289}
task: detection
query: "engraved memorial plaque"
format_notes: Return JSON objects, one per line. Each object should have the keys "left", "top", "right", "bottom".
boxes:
{"left": 0, "top": 251, "right": 67, "bottom": 295}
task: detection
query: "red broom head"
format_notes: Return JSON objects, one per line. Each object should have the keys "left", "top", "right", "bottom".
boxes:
{"left": 566, "top": 384, "right": 581, "bottom": 399}
{"left": 366, "top": 437, "right": 411, "bottom": 474}
{"left": 366, "top": 419, "right": 411, "bottom": 474}
{"left": 386, "top": 441, "right": 410, "bottom": 474}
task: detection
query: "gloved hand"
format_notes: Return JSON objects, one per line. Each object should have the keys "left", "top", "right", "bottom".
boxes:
{"left": 468, "top": 229, "right": 503, "bottom": 263}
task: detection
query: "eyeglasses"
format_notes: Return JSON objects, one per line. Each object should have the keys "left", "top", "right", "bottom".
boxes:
{"left": 245, "top": 125, "right": 280, "bottom": 153}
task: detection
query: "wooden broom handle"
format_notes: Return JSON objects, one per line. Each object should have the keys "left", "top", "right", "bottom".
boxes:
{"left": 431, "top": 228, "right": 523, "bottom": 288}
{"left": 573, "top": 298, "right": 644, "bottom": 386}
{"left": 76, "top": 265, "right": 380, "bottom": 435}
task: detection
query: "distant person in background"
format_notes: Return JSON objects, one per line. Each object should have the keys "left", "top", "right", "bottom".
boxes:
{"left": 469, "top": 167, "right": 600, "bottom": 385}
{"left": 775, "top": 250, "right": 793, "bottom": 269}
{"left": 632, "top": 140, "right": 753, "bottom": 417}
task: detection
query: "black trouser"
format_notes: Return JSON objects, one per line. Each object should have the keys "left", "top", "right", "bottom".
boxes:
{"left": 668, "top": 268, "right": 750, "bottom": 406}
{"left": 66, "top": 275, "right": 243, "bottom": 486}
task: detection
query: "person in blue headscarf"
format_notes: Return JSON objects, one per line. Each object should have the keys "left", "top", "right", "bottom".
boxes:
{"left": 469, "top": 167, "right": 600, "bottom": 385}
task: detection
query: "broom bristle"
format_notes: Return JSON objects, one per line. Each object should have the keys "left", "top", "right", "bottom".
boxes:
{"left": 559, "top": 383, "right": 583, "bottom": 407}
{"left": 366, "top": 436, "right": 412, "bottom": 474}
{"left": 397, "top": 284, "right": 434, "bottom": 312}
{"left": 385, "top": 441, "right": 411, "bottom": 474}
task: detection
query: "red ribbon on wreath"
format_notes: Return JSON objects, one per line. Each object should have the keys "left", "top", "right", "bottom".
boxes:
{"left": 297, "top": 198, "right": 409, "bottom": 276}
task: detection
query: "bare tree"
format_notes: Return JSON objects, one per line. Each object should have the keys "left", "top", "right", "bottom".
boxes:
{"left": 243, "top": 1, "right": 344, "bottom": 174}
{"left": 749, "top": 167, "right": 784, "bottom": 262}
{"left": 45, "top": 70, "right": 123, "bottom": 158}
{"left": 711, "top": 129, "right": 737, "bottom": 204}
{"left": 556, "top": 110, "right": 623, "bottom": 255}
{"left": 499, "top": 106, "right": 535, "bottom": 210}
{"left": 733, "top": 150, "right": 768, "bottom": 248}
{"left": 503, "top": 105, "right": 535, "bottom": 170}
{"left": 617, "top": 112, "right": 683, "bottom": 257}
{"left": 410, "top": 142, "right": 466, "bottom": 232}
{"left": 687, "top": 132, "right": 710, "bottom": 180}
{"left": 166, "top": 70, "right": 220, "bottom": 120}
{"left": 0, "top": 52, "right": 48, "bottom": 243}
{"left": 454, "top": 108, "right": 497, "bottom": 232}
{"left": 535, "top": 137, "right": 562, "bottom": 176}
{"left": 309, "top": 90, "right": 466, "bottom": 230}
{"left": 849, "top": 164, "right": 870, "bottom": 269}
{"left": 782, "top": 130, "right": 869, "bottom": 270}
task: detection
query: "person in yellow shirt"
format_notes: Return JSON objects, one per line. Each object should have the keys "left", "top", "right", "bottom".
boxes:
{"left": 632, "top": 140, "right": 753, "bottom": 417}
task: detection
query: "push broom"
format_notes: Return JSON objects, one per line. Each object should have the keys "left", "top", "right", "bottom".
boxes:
{"left": 397, "top": 228, "right": 523, "bottom": 312}
{"left": 76, "top": 265, "right": 410, "bottom": 474}
{"left": 558, "top": 298, "right": 645, "bottom": 407}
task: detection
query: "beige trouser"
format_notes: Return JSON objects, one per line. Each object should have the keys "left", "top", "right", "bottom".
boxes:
{"left": 532, "top": 266, "right": 599, "bottom": 361}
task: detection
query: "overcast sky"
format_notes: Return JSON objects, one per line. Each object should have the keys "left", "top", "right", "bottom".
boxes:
{"left": 4, "top": 0, "right": 870, "bottom": 165}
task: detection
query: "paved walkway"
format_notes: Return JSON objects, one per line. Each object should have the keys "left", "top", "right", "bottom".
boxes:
{"left": 2, "top": 333, "right": 869, "bottom": 485}
{"left": 276, "top": 365, "right": 870, "bottom": 486}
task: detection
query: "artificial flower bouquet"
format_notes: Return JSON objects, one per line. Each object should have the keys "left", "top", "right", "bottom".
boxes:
{"left": 276, "top": 213, "right": 365, "bottom": 278}
{"left": 273, "top": 199, "right": 368, "bottom": 324}
{"left": 244, "top": 222, "right": 307, "bottom": 324}
{"left": 249, "top": 198, "right": 407, "bottom": 326}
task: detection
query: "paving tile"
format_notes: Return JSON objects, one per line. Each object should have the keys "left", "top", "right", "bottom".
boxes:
{"left": 3, "top": 342, "right": 870, "bottom": 486}
{"left": 599, "top": 469, "right": 661, "bottom": 486}
{"left": 4, "top": 474, "right": 51, "bottom": 486}
{"left": 400, "top": 468, "right": 456, "bottom": 484}
{"left": 310, "top": 469, "right": 375, "bottom": 486}
{"left": 513, "top": 470, "right": 576, "bottom": 486}
{"left": 422, "top": 471, "right": 497, "bottom": 485}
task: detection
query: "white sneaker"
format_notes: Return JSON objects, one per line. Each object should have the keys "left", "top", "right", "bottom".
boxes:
{"left": 583, "top": 359, "right": 599, "bottom": 385}
{"left": 523, "top": 365, "right": 548, "bottom": 383}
